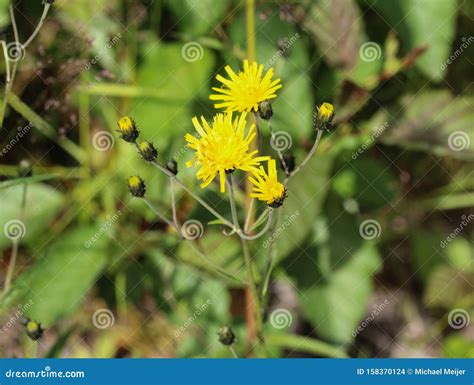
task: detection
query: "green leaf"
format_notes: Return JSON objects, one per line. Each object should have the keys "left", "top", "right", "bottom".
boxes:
{"left": 165, "top": 0, "right": 231, "bottom": 36}
{"left": 267, "top": 333, "right": 348, "bottom": 358}
{"left": 275, "top": 153, "right": 334, "bottom": 261}
{"left": 371, "top": 0, "right": 457, "bottom": 81}
{"left": 0, "top": 183, "right": 64, "bottom": 249}
{"left": 301, "top": 0, "right": 363, "bottom": 70}
{"left": 0, "top": 0, "right": 9, "bottom": 27}
{"left": 131, "top": 41, "right": 215, "bottom": 147}
{"left": 0, "top": 175, "right": 58, "bottom": 190}
{"left": 5, "top": 226, "right": 109, "bottom": 325}
{"left": 442, "top": 334, "right": 474, "bottom": 358}
{"left": 299, "top": 242, "right": 382, "bottom": 344}
{"left": 373, "top": 91, "right": 474, "bottom": 160}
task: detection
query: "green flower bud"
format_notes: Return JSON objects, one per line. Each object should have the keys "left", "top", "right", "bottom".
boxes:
{"left": 258, "top": 100, "right": 273, "bottom": 120}
{"left": 127, "top": 175, "right": 146, "bottom": 197}
{"left": 18, "top": 159, "right": 33, "bottom": 177}
{"left": 138, "top": 141, "right": 158, "bottom": 162}
{"left": 166, "top": 159, "right": 178, "bottom": 175}
{"left": 217, "top": 325, "right": 235, "bottom": 346}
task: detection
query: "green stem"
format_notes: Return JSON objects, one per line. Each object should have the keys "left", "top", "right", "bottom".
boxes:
{"left": 2, "top": 183, "right": 28, "bottom": 296}
{"left": 115, "top": 272, "right": 127, "bottom": 319}
{"left": 267, "top": 333, "right": 348, "bottom": 358}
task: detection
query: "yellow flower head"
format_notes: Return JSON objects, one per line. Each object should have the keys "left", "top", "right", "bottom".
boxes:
{"left": 317, "top": 102, "right": 335, "bottom": 123}
{"left": 117, "top": 116, "right": 139, "bottom": 142}
{"left": 185, "top": 112, "right": 269, "bottom": 193}
{"left": 249, "top": 159, "right": 286, "bottom": 207}
{"left": 210, "top": 60, "right": 282, "bottom": 113}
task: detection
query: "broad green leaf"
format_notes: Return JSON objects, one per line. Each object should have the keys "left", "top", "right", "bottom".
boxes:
{"left": 273, "top": 153, "right": 334, "bottom": 261}
{"left": 371, "top": 0, "right": 457, "bottom": 81}
{"left": 131, "top": 41, "right": 215, "bottom": 147}
{"left": 0, "top": 183, "right": 64, "bottom": 249}
{"left": 372, "top": 91, "right": 474, "bottom": 160}
{"left": 299, "top": 242, "right": 381, "bottom": 345}
{"left": 301, "top": 0, "right": 362, "bottom": 70}
{"left": 5, "top": 226, "right": 109, "bottom": 326}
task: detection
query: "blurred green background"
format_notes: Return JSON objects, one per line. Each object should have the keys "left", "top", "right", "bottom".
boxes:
{"left": 0, "top": 0, "right": 472, "bottom": 358}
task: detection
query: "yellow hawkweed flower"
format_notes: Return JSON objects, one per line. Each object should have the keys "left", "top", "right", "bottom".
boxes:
{"left": 317, "top": 102, "right": 335, "bottom": 123}
{"left": 210, "top": 60, "right": 282, "bottom": 113}
{"left": 185, "top": 112, "right": 269, "bottom": 193}
{"left": 117, "top": 116, "right": 139, "bottom": 142}
{"left": 249, "top": 159, "right": 286, "bottom": 207}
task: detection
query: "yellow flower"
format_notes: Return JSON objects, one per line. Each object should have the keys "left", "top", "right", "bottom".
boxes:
{"left": 185, "top": 112, "right": 269, "bottom": 193}
{"left": 249, "top": 159, "right": 286, "bottom": 207}
{"left": 117, "top": 116, "right": 139, "bottom": 142}
{"left": 210, "top": 60, "right": 282, "bottom": 113}
{"left": 317, "top": 102, "right": 334, "bottom": 123}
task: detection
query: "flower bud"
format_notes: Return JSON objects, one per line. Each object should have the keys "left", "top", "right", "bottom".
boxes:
{"left": 22, "top": 318, "right": 44, "bottom": 340}
{"left": 268, "top": 189, "right": 287, "bottom": 208}
{"left": 117, "top": 116, "right": 139, "bottom": 142}
{"left": 18, "top": 159, "right": 33, "bottom": 177}
{"left": 166, "top": 159, "right": 178, "bottom": 175}
{"left": 217, "top": 325, "right": 235, "bottom": 346}
{"left": 138, "top": 141, "right": 158, "bottom": 162}
{"left": 316, "top": 102, "right": 335, "bottom": 130}
{"left": 258, "top": 100, "right": 273, "bottom": 120}
{"left": 127, "top": 175, "right": 146, "bottom": 197}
